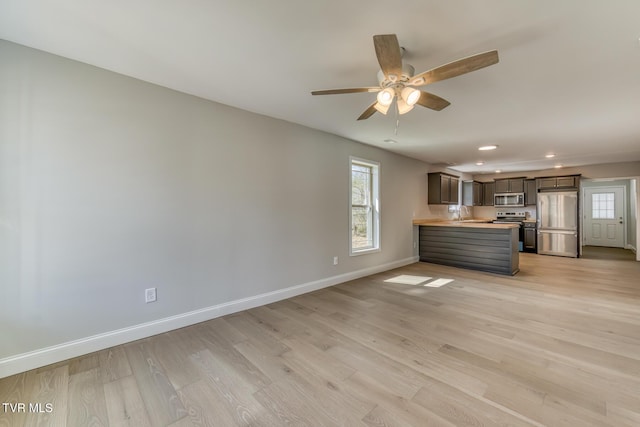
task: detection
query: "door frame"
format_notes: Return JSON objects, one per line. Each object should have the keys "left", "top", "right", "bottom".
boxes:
{"left": 581, "top": 177, "right": 639, "bottom": 261}
{"left": 583, "top": 185, "right": 626, "bottom": 248}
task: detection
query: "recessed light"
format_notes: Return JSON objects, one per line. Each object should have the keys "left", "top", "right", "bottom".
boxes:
{"left": 545, "top": 153, "right": 556, "bottom": 158}
{"left": 495, "top": 169, "right": 502, "bottom": 173}
{"left": 476, "top": 161, "right": 484, "bottom": 166}
{"left": 554, "top": 164, "right": 563, "bottom": 168}
{"left": 478, "top": 145, "right": 498, "bottom": 151}
{"left": 384, "top": 139, "right": 397, "bottom": 144}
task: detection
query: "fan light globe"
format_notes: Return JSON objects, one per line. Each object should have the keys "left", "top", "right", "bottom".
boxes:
{"left": 397, "top": 98, "right": 414, "bottom": 115}
{"left": 377, "top": 88, "right": 394, "bottom": 106}
{"left": 374, "top": 102, "right": 390, "bottom": 115}
{"left": 401, "top": 87, "right": 420, "bottom": 106}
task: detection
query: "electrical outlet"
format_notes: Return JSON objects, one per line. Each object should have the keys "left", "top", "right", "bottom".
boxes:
{"left": 145, "top": 287, "right": 157, "bottom": 303}
{"left": 333, "top": 256, "right": 338, "bottom": 265}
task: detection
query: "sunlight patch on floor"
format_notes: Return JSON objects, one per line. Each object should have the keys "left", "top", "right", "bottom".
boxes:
{"left": 423, "top": 278, "right": 454, "bottom": 287}
{"left": 384, "top": 275, "right": 432, "bottom": 285}
{"left": 384, "top": 275, "right": 454, "bottom": 287}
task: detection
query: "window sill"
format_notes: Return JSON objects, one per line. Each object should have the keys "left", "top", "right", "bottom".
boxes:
{"left": 350, "top": 247, "right": 381, "bottom": 256}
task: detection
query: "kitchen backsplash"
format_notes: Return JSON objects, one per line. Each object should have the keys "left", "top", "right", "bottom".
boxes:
{"left": 475, "top": 206, "right": 537, "bottom": 220}
{"left": 415, "top": 205, "right": 537, "bottom": 221}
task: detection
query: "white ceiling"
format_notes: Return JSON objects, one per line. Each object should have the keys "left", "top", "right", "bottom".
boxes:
{"left": 2, "top": 0, "right": 640, "bottom": 174}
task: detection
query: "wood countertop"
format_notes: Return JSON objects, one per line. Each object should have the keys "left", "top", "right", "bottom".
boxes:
{"left": 413, "top": 219, "right": 519, "bottom": 229}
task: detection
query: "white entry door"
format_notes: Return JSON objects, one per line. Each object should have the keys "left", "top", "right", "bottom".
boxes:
{"left": 584, "top": 186, "right": 625, "bottom": 247}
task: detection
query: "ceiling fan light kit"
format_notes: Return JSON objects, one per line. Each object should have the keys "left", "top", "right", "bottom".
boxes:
{"left": 311, "top": 34, "right": 499, "bottom": 120}
{"left": 396, "top": 97, "right": 414, "bottom": 115}
{"left": 401, "top": 87, "right": 420, "bottom": 106}
{"left": 376, "top": 88, "right": 395, "bottom": 106}
{"left": 374, "top": 102, "right": 391, "bottom": 114}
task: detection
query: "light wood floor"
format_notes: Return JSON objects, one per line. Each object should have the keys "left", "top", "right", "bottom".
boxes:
{"left": 581, "top": 245, "right": 637, "bottom": 261}
{"left": 2, "top": 253, "right": 640, "bottom": 426}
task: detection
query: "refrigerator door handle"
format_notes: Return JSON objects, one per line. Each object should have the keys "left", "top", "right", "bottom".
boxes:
{"left": 538, "top": 229, "right": 577, "bottom": 235}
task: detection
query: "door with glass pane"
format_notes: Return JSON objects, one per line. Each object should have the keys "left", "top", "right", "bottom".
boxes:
{"left": 584, "top": 186, "right": 625, "bottom": 247}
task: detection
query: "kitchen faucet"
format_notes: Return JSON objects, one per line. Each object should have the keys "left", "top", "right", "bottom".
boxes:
{"left": 457, "top": 205, "right": 467, "bottom": 221}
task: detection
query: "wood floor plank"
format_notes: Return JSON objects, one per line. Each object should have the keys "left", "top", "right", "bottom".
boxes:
{"left": 67, "top": 368, "right": 108, "bottom": 427}
{"left": 0, "top": 372, "right": 30, "bottom": 427}
{"left": 195, "top": 325, "right": 272, "bottom": 392}
{"left": 278, "top": 338, "right": 373, "bottom": 420}
{"left": 166, "top": 416, "right": 197, "bottom": 427}
{"left": 324, "top": 340, "right": 425, "bottom": 400}
{"left": 246, "top": 305, "right": 308, "bottom": 339}
{"left": 98, "top": 347, "right": 132, "bottom": 384}
{"left": 606, "top": 396, "right": 640, "bottom": 427}
{"left": 201, "top": 317, "right": 248, "bottom": 346}
{"left": 313, "top": 315, "right": 490, "bottom": 397}
{"left": 21, "top": 365, "right": 68, "bottom": 427}
{"left": 232, "top": 339, "right": 295, "bottom": 383}
{"left": 68, "top": 352, "right": 100, "bottom": 376}
{"left": 123, "top": 340, "right": 186, "bottom": 426}
{"left": 280, "top": 335, "right": 356, "bottom": 385}
{"left": 439, "top": 343, "right": 608, "bottom": 420}
{"left": 254, "top": 371, "right": 362, "bottom": 427}
{"left": 176, "top": 380, "right": 238, "bottom": 427}
{"left": 187, "top": 350, "right": 281, "bottom": 426}
{"left": 343, "top": 371, "right": 454, "bottom": 427}
{"left": 411, "top": 376, "right": 539, "bottom": 426}
{"left": 151, "top": 332, "right": 201, "bottom": 391}
{"left": 224, "top": 312, "right": 291, "bottom": 356}
{"left": 103, "top": 376, "right": 151, "bottom": 427}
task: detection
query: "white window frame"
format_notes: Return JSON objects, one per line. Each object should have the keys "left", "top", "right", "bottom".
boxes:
{"left": 349, "top": 156, "right": 380, "bottom": 256}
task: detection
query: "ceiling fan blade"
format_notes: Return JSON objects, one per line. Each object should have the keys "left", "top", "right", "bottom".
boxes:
{"left": 410, "top": 50, "right": 499, "bottom": 86}
{"left": 357, "top": 102, "right": 378, "bottom": 121}
{"left": 373, "top": 34, "right": 403, "bottom": 80}
{"left": 311, "top": 87, "right": 380, "bottom": 95}
{"left": 415, "top": 91, "right": 451, "bottom": 111}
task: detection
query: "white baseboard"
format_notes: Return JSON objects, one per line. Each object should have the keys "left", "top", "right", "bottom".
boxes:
{"left": 0, "top": 256, "right": 418, "bottom": 379}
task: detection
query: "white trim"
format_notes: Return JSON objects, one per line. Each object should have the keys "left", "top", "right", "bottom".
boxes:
{"left": 583, "top": 185, "right": 627, "bottom": 248}
{"left": 349, "top": 156, "right": 381, "bottom": 256}
{"left": 0, "top": 256, "right": 418, "bottom": 379}
{"left": 350, "top": 247, "right": 382, "bottom": 256}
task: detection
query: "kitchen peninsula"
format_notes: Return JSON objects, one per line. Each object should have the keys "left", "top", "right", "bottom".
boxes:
{"left": 414, "top": 219, "right": 520, "bottom": 275}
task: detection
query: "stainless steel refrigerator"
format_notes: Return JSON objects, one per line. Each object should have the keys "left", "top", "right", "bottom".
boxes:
{"left": 537, "top": 191, "right": 579, "bottom": 257}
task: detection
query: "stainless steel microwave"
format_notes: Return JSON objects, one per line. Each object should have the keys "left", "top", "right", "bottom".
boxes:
{"left": 494, "top": 192, "right": 525, "bottom": 207}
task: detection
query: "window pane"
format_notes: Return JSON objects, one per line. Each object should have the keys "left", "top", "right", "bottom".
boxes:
{"left": 350, "top": 158, "right": 378, "bottom": 254}
{"left": 351, "top": 164, "right": 371, "bottom": 205}
{"left": 352, "top": 206, "right": 373, "bottom": 249}
{"left": 592, "top": 192, "right": 615, "bottom": 219}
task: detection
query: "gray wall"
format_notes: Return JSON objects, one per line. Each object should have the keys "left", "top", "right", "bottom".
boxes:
{"left": 0, "top": 40, "right": 431, "bottom": 365}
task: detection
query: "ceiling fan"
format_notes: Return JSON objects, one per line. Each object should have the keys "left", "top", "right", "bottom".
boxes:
{"left": 311, "top": 34, "right": 499, "bottom": 120}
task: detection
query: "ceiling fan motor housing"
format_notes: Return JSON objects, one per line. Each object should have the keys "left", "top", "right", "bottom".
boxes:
{"left": 377, "top": 64, "right": 415, "bottom": 87}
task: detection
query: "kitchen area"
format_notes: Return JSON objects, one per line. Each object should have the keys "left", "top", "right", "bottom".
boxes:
{"left": 414, "top": 172, "right": 582, "bottom": 275}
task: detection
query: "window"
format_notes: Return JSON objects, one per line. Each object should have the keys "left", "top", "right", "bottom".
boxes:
{"left": 592, "top": 192, "right": 615, "bottom": 219}
{"left": 350, "top": 157, "right": 380, "bottom": 255}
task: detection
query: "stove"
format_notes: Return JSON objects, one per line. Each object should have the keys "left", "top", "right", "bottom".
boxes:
{"left": 493, "top": 211, "right": 527, "bottom": 224}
